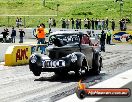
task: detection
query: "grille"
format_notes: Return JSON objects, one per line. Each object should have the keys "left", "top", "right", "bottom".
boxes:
{"left": 42, "top": 60, "right": 65, "bottom": 68}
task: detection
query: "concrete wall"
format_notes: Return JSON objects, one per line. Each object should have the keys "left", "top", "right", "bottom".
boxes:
{"left": 5, "top": 45, "right": 31, "bottom": 66}
{"left": 0, "top": 43, "right": 47, "bottom": 63}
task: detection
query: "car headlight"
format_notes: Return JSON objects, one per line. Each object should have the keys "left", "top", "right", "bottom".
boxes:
{"left": 30, "top": 54, "right": 37, "bottom": 63}
{"left": 67, "top": 53, "right": 77, "bottom": 62}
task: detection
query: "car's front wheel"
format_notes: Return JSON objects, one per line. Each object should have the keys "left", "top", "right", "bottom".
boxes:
{"left": 75, "top": 66, "right": 83, "bottom": 77}
{"left": 29, "top": 54, "right": 42, "bottom": 76}
{"left": 75, "top": 60, "right": 87, "bottom": 77}
{"left": 32, "top": 66, "right": 42, "bottom": 76}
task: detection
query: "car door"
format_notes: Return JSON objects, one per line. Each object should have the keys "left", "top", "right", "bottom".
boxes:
{"left": 80, "top": 34, "right": 93, "bottom": 68}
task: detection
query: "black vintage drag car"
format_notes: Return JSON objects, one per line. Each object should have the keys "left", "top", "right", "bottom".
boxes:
{"left": 29, "top": 31, "right": 102, "bottom": 76}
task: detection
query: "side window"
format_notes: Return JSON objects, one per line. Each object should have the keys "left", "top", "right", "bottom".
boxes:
{"left": 81, "top": 34, "right": 90, "bottom": 45}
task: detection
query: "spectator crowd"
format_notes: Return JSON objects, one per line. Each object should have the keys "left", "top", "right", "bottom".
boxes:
{"left": 48, "top": 17, "right": 130, "bottom": 31}
{"left": 0, "top": 17, "right": 130, "bottom": 44}
{"left": 0, "top": 27, "right": 25, "bottom": 43}
{"left": 14, "top": 17, "right": 130, "bottom": 31}
{"left": 16, "top": 17, "right": 23, "bottom": 28}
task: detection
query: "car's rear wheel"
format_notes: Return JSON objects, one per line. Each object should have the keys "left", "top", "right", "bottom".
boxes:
{"left": 91, "top": 52, "right": 101, "bottom": 75}
{"left": 75, "top": 60, "right": 87, "bottom": 77}
{"left": 75, "top": 66, "right": 83, "bottom": 77}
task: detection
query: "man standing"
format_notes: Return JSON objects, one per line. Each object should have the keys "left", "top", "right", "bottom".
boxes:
{"left": 19, "top": 29, "right": 25, "bottom": 43}
{"left": 71, "top": 18, "right": 74, "bottom": 29}
{"left": 106, "top": 18, "right": 109, "bottom": 30}
{"left": 102, "top": 19, "right": 105, "bottom": 30}
{"left": 61, "top": 18, "right": 66, "bottom": 28}
{"left": 91, "top": 18, "right": 94, "bottom": 30}
{"left": 111, "top": 19, "right": 115, "bottom": 31}
{"left": 100, "top": 30, "right": 106, "bottom": 52}
{"left": 1, "top": 29, "right": 7, "bottom": 43}
{"left": 48, "top": 18, "right": 53, "bottom": 28}
{"left": 65, "top": 19, "right": 70, "bottom": 29}
{"left": 95, "top": 18, "right": 98, "bottom": 30}
{"left": 123, "top": 20, "right": 127, "bottom": 31}
{"left": 52, "top": 18, "right": 56, "bottom": 27}
{"left": 84, "top": 18, "right": 88, "bottom": 29}
{"left": 76, "top": 19, "right": 79, "bottom": 29}
{"left": 19, "top": 18, "right": 22, "bottom": 27}
{"left": 106, "top": 30, "right": 111, "bottom": 45}
{"left": 78, "top": 19, "right": 81, "bottom": 29}
{"left": 119, "top": 19, "right": 123, "bottom": 31}
{"left": 98, "top": 19, "right": 101, "bottom": 30}
{"left": 87, "top": 18, "right": 91, "bottom": 29}
{"left": 11, "top": 27, "right": 16, "bottom": 43}
{"left": 36, "top": 23, "right": 46, "bottom": 54}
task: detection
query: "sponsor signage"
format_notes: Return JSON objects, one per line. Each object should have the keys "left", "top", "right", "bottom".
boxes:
{"left": 5, "top": 45, "right": 31, "bottom": 66}
{"left": 112, "top": 31, "right": 132, "bottom": 43}
{"left": 76, "top": 80, "right": 131, "bottom": 99}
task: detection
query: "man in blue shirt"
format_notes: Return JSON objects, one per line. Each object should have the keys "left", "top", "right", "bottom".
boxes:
{"left": 11, "top": 27, "right": 16, "bottom": 43}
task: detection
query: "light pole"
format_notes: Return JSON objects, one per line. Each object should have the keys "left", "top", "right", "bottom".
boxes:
{"left": 8, "top": 16, "right": 9, "bottom": 27}
{"left": 43, "top": 0, "right": 45, "bottom": 6}
{"left": 115, "top": 0, "right": 123, "bottom": 18}
{"left": 57, "top": 4, "right": 60, "bottom": 16}
{"left": 120, "top": 1, "right": 123, "bottom": 18}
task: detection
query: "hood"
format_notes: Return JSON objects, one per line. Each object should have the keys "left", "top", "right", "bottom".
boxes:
{"left": 46, "top": 44, "right": 79, "bottom": 59}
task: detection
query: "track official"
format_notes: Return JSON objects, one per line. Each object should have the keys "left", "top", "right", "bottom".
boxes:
{"left": 36, "top": 23, "right": 46, "bottom": 54}
{"left": 106, "top": 30, "right": 111, "bottom": 45}
{"left": 100, "top": 30, "right": 106, "bottom": 52}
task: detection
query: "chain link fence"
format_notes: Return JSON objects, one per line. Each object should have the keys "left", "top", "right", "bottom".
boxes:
{"left": 0, "top": 15, "right": 57, "bottom": 28}
{"left": 0, "top": 15, "right": 132, "bottom": 30}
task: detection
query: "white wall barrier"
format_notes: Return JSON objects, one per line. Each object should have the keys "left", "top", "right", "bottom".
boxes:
{"left": 0, "top": 43, "right": 15, "bottom": 62}
{"left": 5, "top": 45, "right": 31, "bottom": 66}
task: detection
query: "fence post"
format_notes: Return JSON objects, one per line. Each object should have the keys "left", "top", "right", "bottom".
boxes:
{"left": 130, "top": 14, "right": 132, "bottom": 24}
{"left": 24, "top": 16, "right": 26, "bottom": 27}
{"left": 8, "top": 16, "right": 9, "bottom": 27}
{"left": 43, "top": 0, "right": 45, "bottom": 6}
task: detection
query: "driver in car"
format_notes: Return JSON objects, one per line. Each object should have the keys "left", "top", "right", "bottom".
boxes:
{"left": 52, "top": 36, "right": 67, "bottom": 47}
{"left": 81, "top": 34, "right": 92, "bottom": 45}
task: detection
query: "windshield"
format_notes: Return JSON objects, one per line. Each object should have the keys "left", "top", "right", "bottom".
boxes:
{"left": 48, "top": 33, "right": 80, "bottom": 45}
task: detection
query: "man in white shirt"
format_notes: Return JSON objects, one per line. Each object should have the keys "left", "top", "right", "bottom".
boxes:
{"left": 48, "top": 18, "right": 53, "bottom": 28}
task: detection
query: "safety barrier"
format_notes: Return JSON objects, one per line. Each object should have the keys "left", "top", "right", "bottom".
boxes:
{"left": 0, "top": 43, "right": 15, "bottom": 62}
{"left": 5, "top": 45, "right": 31, "bottom": 66}
{"left": 4, "top": 44, "right": 47, "bottom": 66}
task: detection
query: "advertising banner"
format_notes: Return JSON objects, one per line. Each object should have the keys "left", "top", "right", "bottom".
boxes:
{"left": 112, "top": 31, "right": 132, "bottom": 43}
{"left": 5, "top": 45, "right": 31, "bottom": 66}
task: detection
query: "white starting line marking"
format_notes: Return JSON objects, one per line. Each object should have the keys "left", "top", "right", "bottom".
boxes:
{"left": 57, "top": 68, "right": 132, "bottom": 102}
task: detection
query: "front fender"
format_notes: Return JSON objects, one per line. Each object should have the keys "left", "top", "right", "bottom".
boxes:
{"left": 29, "top": 53, "right": 43, "bottom": 68}
{"left": 72, "top": 52, "right": 87, "bottom": 67}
